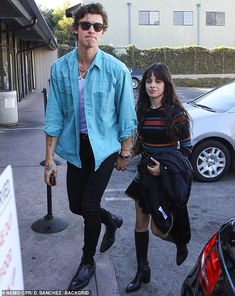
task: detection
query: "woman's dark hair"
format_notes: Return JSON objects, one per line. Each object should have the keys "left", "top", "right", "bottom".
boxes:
{"left": 73, "top": 3, "right": 108, "bottom": 32}
{"left": 137, "top": 62, "right": 189, "bottom": 141}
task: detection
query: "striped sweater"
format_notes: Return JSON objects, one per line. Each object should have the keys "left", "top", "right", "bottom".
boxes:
{"left": 140, "top": 105, "right": 192, "bottom": 156}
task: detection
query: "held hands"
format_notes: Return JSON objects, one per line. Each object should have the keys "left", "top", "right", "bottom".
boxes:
{"left": 115, "top": 149, "right": 134, "bottom": 171}
{"left": 147, "top": 157, "right": 161, "bottom": 176}
{"left": 115, "top": 155, "right": 129, "bottom": 171}
{"left": 44, "top": 159, "right": 57, "bottom": 186}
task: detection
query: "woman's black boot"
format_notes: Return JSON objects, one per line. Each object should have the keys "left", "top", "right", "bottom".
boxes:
{"left": 176, "top": 243, "right": 188, "bottom": 265}
{"left": 126, "top": 231, "right": 151, "bottom": 293}
{"left": 126, "top": 259, "right": 151, "bottom": 292}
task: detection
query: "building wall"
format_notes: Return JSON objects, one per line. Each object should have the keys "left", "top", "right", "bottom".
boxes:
{"left": 34, "top": 48, "right": 58, "bottom": 92}
{"left": 82, "top": 0, "right": 235, "bottom": 49}
{"left": 0, "top": 0, "right": 58, "bottom": 102}
{"left": 0, "top": 19, "right": 58, "bottom": 100}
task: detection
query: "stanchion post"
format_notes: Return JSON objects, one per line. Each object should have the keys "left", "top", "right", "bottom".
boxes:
{"left": 42, "top": 87, "right": 47, "bottom": 114}
{"left": 46, "top": 184, "right": 53, "bottom": 218}
{"left": 31, "top": 88, "right": 69, "bottom": 234}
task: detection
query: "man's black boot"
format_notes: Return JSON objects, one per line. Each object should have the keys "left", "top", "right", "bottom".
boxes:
{"left": 68, "top": 260, "right": 96, "bottom": 290}
{"left": 99, "top": 211, "right": 123, "bottom": 253}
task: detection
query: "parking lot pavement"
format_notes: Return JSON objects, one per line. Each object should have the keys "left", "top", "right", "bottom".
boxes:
{"left": 2, "top": 86, "right": 234, "bottom": 295}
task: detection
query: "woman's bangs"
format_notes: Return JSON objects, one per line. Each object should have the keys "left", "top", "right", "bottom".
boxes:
{"left": 146, "top": 71, "right": 160, "bottom": 80}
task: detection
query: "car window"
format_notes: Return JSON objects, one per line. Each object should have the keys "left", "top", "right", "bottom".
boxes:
{"left": 194, "top": 82, "right": 235, "bottom": 112}
{"left": 220, "top": 221, "right": 235, "bottom": 288}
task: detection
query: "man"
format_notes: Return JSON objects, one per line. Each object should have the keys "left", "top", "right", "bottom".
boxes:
{"left": 44, "top": 2, "right": 136, "bottom": 291}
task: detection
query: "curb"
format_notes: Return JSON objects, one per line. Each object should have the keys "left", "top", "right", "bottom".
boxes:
{"left": 95, "top": 252, "right": 120, "bottom": 296}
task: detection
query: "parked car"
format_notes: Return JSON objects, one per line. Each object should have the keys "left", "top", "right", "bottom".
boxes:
{"left": 181, "top": 217, "right": 235, "bottom": 296}
{"left": 129, "top": 68, "right": 143, "bottom": 89}
{"left": 184, "top": 81, "right": 235, "bottom": 182}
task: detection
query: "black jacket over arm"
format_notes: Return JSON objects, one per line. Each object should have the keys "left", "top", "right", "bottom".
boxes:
{"left": 138, "top": 150, "right": 193, "bottom": 244}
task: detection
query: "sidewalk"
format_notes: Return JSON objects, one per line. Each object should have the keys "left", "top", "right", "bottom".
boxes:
{"left": 0, "top": 91, "right": 120, "bottom": 295}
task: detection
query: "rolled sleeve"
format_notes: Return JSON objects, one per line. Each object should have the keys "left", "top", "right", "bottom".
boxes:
{"left": 44, "top": 64, "right": 63, "bottom": 137}
{"left": 115, "top": 68, "right": 137, "bottom": 141}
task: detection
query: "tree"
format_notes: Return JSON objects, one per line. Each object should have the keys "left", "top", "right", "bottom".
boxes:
{"left": 39, "top": 2, "right": 75, "bottom": 55}
{"left": 40, "top": 8, "right": 55, "bottom": 31}
{"left": 53, "top": 9, "right": 74, "bottom": 45}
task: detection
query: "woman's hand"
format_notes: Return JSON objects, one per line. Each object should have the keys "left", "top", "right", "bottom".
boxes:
{"left": 147, "top": 157, "right": 160, "bottom": 176}
{"left": 130, "top": 148, "right": 136, "bottom": 158}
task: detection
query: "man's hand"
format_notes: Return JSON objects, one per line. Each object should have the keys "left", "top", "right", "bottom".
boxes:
{"left": 44, "top": 159, "right": 57, "bottom": 186}
{"left": 115, "top": 155, "right": 129, "bottom": 171}
{"left": 44, "top": 134, "right": 58, "bottom": 186}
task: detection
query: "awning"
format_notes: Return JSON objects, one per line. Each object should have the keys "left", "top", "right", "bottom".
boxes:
{"left": 0, "top": 0, "right": 57, "bottom": 50}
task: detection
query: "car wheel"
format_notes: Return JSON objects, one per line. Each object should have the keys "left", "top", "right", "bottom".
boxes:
{"left": 132, "top": 78, "right": 139, "bottom": 89}
{"left": 189, "top": 140, "right": 231, "bottom": 182}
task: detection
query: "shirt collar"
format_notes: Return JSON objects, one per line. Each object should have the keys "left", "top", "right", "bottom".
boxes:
{"left": 66, "top": 48, "right": 102, "bottom": 70}
{"left": 89, "top": 49, "right": 102, "bottom": 70}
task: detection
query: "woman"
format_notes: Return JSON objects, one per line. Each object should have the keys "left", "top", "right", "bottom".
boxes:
{"left": 125, "top": 63, "right": 193, "bottom": 293}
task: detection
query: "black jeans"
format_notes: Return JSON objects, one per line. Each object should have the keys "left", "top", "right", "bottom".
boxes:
{"left": 67, "top": 135, "right": 118, "bottom": 263}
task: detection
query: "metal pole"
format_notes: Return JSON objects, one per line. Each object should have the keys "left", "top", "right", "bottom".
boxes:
{"left": 196, "top": 4, "right": 201, "bottom": 46}
{"left": 127, "top": 3, "right": 132, "bottom": 44}
{"left": 46, "top": 185, "right": 53, "bottom": 218}
{"left": 42, "top": 87, "right": 47, "bottom": 114}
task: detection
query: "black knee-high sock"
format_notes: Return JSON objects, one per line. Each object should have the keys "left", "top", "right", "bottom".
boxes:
{"left": 135, "top": 231, "right": 149, "bottom": 265}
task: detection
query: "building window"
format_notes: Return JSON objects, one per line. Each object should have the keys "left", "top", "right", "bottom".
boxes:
{"left": 206, "top": 12, "right": 225, "bottom": 26}
{"left": 173, "top": 11, "right": 193, "bottom": 26}
{"left": 139, "top": 11, "right": 160, "bottom": 25}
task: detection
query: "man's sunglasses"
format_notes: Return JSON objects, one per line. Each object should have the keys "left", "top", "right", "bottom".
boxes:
{"left": 78, "top": 21, "right": 107, "bottom": 32}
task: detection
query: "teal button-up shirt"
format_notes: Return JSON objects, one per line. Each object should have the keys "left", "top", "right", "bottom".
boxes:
{"left": 44, "top": 48, "right": 137, "bottom": 170}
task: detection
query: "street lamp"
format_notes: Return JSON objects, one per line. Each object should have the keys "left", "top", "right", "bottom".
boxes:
{"left": 127, "top": 2, "right": 132, "bottom": 44}
{"left": 196, "top": 3, "right": 201, "bottom": 45}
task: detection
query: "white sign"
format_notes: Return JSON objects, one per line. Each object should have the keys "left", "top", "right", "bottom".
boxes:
{"left": 0, "top": 166, "right": 24, "bottom": 292}
{"left": 5, "top": 98, "right": 16, "bottom": 109}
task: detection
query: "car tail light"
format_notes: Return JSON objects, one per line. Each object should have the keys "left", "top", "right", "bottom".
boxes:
{"left": 198, "top": 233, "right": 221, "bottom": 296}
